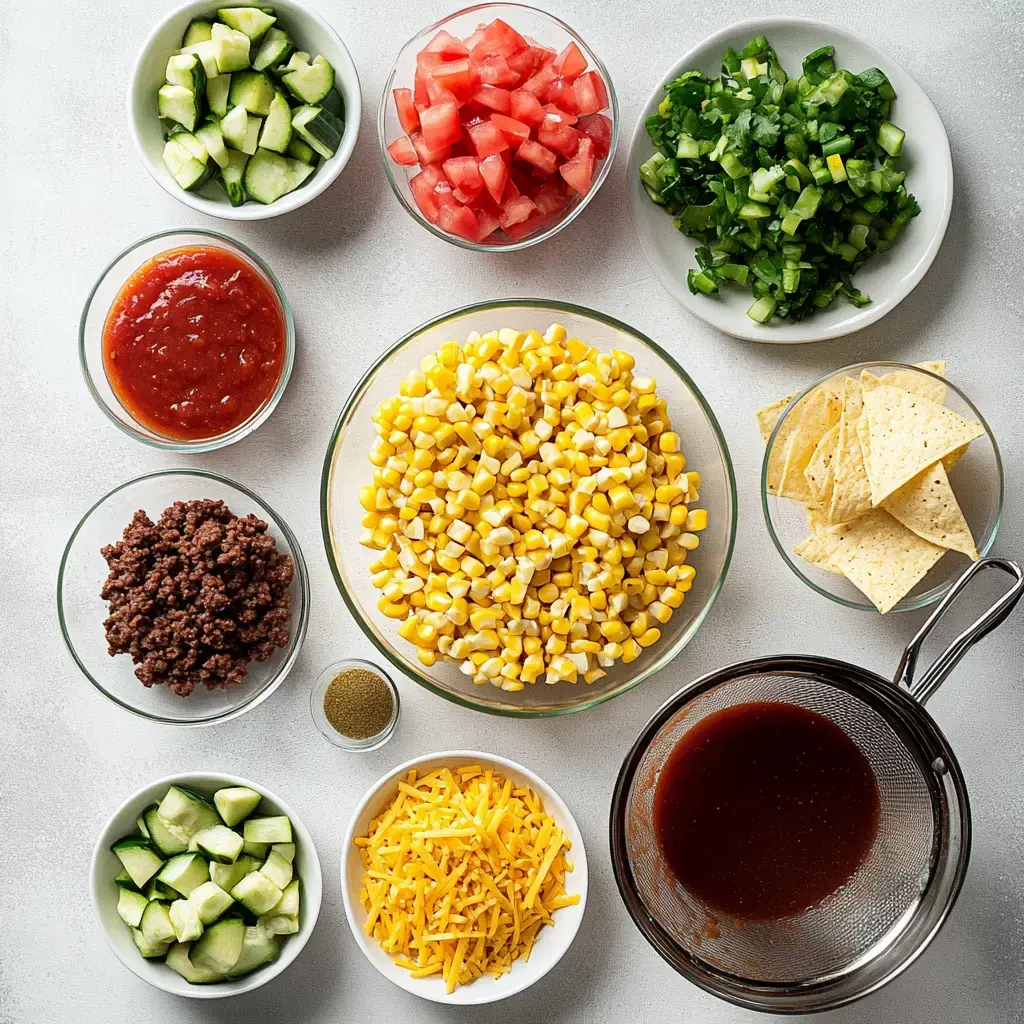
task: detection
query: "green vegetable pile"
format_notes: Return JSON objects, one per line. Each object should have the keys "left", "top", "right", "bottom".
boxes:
{"left": 639, "top": 36, "right": 919, "bottom": 323}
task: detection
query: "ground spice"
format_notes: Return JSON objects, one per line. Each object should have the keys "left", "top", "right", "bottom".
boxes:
{"left": 323, "top": 668, "right": 394, "bottom": 739}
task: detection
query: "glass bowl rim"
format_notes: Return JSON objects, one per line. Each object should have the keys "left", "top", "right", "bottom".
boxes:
{"left": 79, "top": 227, "right": 296, "bottom": 453}
{"left": 761, "top": 360, "right": 1005, "bottom": 613}
{"left": 376, "top": 1, "right": 620, "bottom": 253}
{"left": 320, "top": 297, "right": 738, "bottom": 718}
{"left": 57, "top": 467, "right": 311, "bottom": 726}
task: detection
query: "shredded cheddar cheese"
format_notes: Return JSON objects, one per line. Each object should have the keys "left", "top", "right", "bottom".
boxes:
{"left": 355, "top": 764, "right": 580, "bottom": 993}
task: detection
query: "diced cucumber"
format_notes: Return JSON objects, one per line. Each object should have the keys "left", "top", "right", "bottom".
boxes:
{"left": 214, "top": 787, "right": 262, "bottom": 827}
{"left": 158, "top": 853, "right": 211, "bottom": 897}
{"left": 162, "top": 139, "right": 210, "bottom": 190}
{"left": 188, "top": 881, "right": 235, "bottom": 925}
{"left": 167, "top": 125, "right": 209, "bottom": 163}
{"left": 218, "top": 7, "right": 277, "bottom": 42}
{"left": 231, "top": 870, "right": 283, "bottom": 914}
{"left": 166, "top": 53, "right": 207, "bottom": 94}
{"left": 156, "top": 787, "right": 222, "bottom": 844}
{"left": 158, "top": 84, "right": 199, "bottom": 131}
{"left": 195, "top": 119, "right": 229, "bottom": 169}
{"left": 259, "top": 912, "right": 298, "bottom": 935}
{"left": 229, "top": 70, "right": 275, "bottom": 115}
{"left": 219, "top": 150, "right": 249, "bottom": 205}
{"left": 182, "top": 19, "right": 213, "bottom": 46}
{"left": 190, "top": 824, "right": 244, "bottom": 864}
{"left": 144, "top": 875, "right": 179, "bottom": 901}
{"left": 272, "top": 878, "right": 299, "bottom": 918}
{"left": 142, "top": 808, "right": 188, "bottom": 856}
{"left": 165, "top": 942, "right": 223, "bottom": 984}
{"left": 258, "top": 91, "right": 292, "bottom": 152}
{"left": 282, "top": 53, "right": 334, "bottom": 105}
{"left": 259, "top": 850, "right": 293, "bottom": 890}
{"left": 115, "top": 868, "right": 138, "bottom": 889}
{"left": 271, "top": 843, "right": 295, "bottom": 864}
{"left": 169, "top": 899, "right": 204, "bottom": 942}
{"left": 141, "top": 900, "right": 177, "bottom": 947}
{"left": 116, "top": 886, "right": 150, "bottom": 928}
{"left": 211, "top": 22, "right": 251, "bottom": 73}
{"left": 132, "top": 926, "right": 172, "bottom": 959}
{"left": 136, "top": 804, "right": 154, "bottom": 838}
{"left": 220, "top": 104, "right": 249, "bottom": 149}
{"left": 286, "top": 137, "right": 315, "bottom": 164}
{"left": 210, "top": 855, "right": 256, "bottom": 892}
{"left": 291, "top": 105, "right": 342, "bottom": 159}
{"left": 191, "top": 918, "right": 245, "bottom": 975}
{"left": 252, "top": 27, "right": 294, "bottom": 72}
{"left": 207, "top": 74, "right": 232, "bottom": 118}
{"left": 182, "top": 40, "right": 221, "bottom": 80}
{"left": 242, "top": 839, "right": 269, "bottom": 859}
{"left": 111, "top": 837, "right": 164, "bottom": 888}
{"left": 224, "top": 925, "right": 280, "bottom": 978}
{"left": 243, "top": 816, "right": 293, "bottom": 845}
{"left": 320, "top": 86, "right": 344, "bottom": 117}
{"left": 275, "top": 50, "right": 309, "bottom": 77}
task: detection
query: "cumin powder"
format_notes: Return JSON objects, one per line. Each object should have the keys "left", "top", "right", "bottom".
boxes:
{"left": 323, "top": 668, "right": 394, "bottom": 739}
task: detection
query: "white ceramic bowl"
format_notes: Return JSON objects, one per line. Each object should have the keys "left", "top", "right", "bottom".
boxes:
{"left": 128, "top": 0, "right": 361, "bottom": 220}
{"left": 91, "top": 772, "right": 323, "bottom": 998}
{"left": 627, "top": 17, "right": 953, "bottom": 343}
{"left": 341, "top": 751, "right": 588, "bottom": 1004}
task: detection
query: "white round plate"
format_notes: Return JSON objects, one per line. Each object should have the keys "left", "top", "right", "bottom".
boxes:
{"left": 626, "top": 17, "right": 953, "bottom": 343}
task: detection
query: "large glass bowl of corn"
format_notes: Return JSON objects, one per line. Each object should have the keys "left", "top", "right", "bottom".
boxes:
{"left": 321, "top": 300, "right": 736, "bottom": 717}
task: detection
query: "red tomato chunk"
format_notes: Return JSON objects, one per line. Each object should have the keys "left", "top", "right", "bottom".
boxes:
{"left": 387, "top": 136, "right": 418, "bottom": 166}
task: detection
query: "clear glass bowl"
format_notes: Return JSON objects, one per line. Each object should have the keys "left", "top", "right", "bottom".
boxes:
{"left": 310, "top": 659, "right": 401, "bottom": 751}
{"left": 79, "top": 229, "right": 295, "bottom": 452}
{"left": 58, "top": 469, "right": 310, "bottom": 725}
{"left": 378, "top": 3, "right": 619, "bottom": 251}
{"left": 762, "top": 362, "right": 1003, "bottom": 612}
{"left": 321, "top": 299, "right": 737, "bottom": 717}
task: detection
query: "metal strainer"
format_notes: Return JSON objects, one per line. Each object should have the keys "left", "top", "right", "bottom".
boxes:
{"left": 610, "top": 557, "right": 1023, "bottom": 1014}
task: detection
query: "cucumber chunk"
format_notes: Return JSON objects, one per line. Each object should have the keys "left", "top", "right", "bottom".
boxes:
{"left": 162, "top": 139, "right": 210, "bottom": 190}
{"left": 158, "top": 852, "right": 211, "bottom": 897}
{"left": 259, "top": 878, "right": 299, "bottom": 935}
{"left": 207, "top": 74, "right": 232, "bottom": 118}
{"left": 111, "top": 837, "right": 164, "bottom": 888}
{"left": 116, "top": 886, "right": 150, "bottom": 928}
{"left": 271, "top": 843, "right": 295, "bottom": 864}
{"left": 156, "top": 787, "right": 222, "bottom": 843}
{"left": 242, "top": 148, "right": 295, "bottom": 202}
{"left": 252, "top": 27, "right": 293, "bottom": 72}
{"left": 144, "top": 875, "right": 179, "bottom": 901}
{"left": 291, "top": 105, "right": 342, "bottom": 160}
{"left": 231, "top": 870, "right": 283, "bottom": 914}
{"left": 169, "top": 899, "right": 204, "bottom": 942}
{"left": 286, "top": 137, "right": 315, "bottom": 164}
{"left": 167, "top": 125, "right": 209, "bottom": 163}
{"left": 158, "top": 85, "right": 199, "bottom": 132}
{"left": 229, "top": 70, "right": 275, "bottom": 115}
{"left": 140, "top": 900, "right": 177, "bottom": 948}
{"left": 192, "top": 918, "right": 245, "bottom": 974}
{"left": 243, "top": 816, "right": 293, "bottom": 845}
{"left": 114, "top": 868, "right": 138, "bottom": 889}
{"left": 188, "top": 881, "right": 235, "bottom": 924}
{"left": 282, "top": 53, "right": 335, "bottom": 105}
{"left": 132, "top": 926, "right": 172, "bottom": 959}
{"left": 190, "top": 824, "right": 244, "bottom": 863}
{"left": 165, "top": 942, "right": 223, "bottom": 984}
{"left": 166, "top": 53, "right": 207, "bottom": 94}
{"left": 217, "top": 7, "right": 277, "bottom": 42}
{"left": 214, "top": 786, "right": 263, "bottom": 827}
{"left": 211, "top": 22, "right": 251, "bottom": 73}
{"left": 220, "top": 104, "right": 249, "bottom": 150}
{"left": 210, "top": 855, "right": 256, "bottom": 892}
{"left": 219, "top": 150, "right": 249, "bottom": 205}
{"left": 258, "top": 91, "right": 292, "bottom": 152}
{"left": 136, "top": 805, "right": 154, "bottom": 838}
{"left": 182, "top": 19, "right": 213, "bottom": 46}
{"left": 274, "top": 50, "right": 308, "bottom": 77}
{"left": 224, "top": 925, "right": 280, "bottom": 978}
{"left": 259, "top": 912, "right": 298, "bottom": 935}
{"left": 259, "top": 849, "right": 293, "bottom": 890}
{"left": 182, "top": 40, "right": 221, "bottom": 80}
{"left": 242, "top": 838, "right": 269, "bottom": 859}
{"left": 195, "top": 119, "right": 229, "bottom": 169}
{"left": 272, "top": 878, "right": 300, "bottom": 918}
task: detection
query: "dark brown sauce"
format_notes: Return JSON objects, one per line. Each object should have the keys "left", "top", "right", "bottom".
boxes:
{"left": 654, "top": 701, "right": 880, "bottom": 921}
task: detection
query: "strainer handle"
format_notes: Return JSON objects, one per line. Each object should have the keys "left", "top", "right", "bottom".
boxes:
{"left": 894, "top": 557, "right": 1024, "bottom": 704}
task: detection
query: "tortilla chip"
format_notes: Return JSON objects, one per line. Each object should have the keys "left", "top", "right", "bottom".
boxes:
{"left": 882, "top": 461, "right": 978, "bottom": 559}
{"left": 826, "top": 378, "right": 874, "bottom": 525}
{"left": 804, "top": 422, "right": 839, "bottom": 507}
{"left": 826, "top": 509, "right": 947, "bottom": 613}
{"left": 794, "top": 532, "right": 844, "bottom": 575}
{"left": 756, "top": 393, "right": 798, "bottom": 444}
{"left": 777, "top": 388, "right": 842, "bottom": 503}
{"left": 880, "top": 361, "right": 947, "bottom": 405}
{"left": 860, "top": 384, "right": 984, "bottom": 506}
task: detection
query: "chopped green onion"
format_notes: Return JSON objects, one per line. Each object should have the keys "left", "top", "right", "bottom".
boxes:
{"left": 747, "top": 296, "right": 777, "bottom": 322}
{"left": 877, "top": 121, "right": 905, "bottom": 156}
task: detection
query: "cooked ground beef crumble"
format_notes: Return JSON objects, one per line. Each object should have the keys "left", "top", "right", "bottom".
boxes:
{"left": 100, "top": 498, "right": 294, "bottom": 696}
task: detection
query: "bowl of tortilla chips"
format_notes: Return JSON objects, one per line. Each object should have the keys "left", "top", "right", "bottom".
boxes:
{"left": 759, "top": 362, "right": 1003, "bottom": 613}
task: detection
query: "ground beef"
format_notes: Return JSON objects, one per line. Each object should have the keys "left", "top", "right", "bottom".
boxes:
{"left": 100, "top": 498, "right": 294, "bottom": 696}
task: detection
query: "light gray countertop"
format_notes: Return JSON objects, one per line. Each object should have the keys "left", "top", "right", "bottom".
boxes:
{"left": 3, "top": 0, "right": 1023, "bottom": 1021}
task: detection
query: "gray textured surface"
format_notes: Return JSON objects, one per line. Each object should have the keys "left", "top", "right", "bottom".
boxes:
{"left": 3, "top": 1, "right": 1023, "bottom": 1022}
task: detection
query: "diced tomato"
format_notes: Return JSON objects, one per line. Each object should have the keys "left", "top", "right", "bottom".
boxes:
{"left": 466, "top": 120, "right": 509, "bottom": 157}
{"left": 573, "top": 70, "right": 609, "bottom": 115}
{"left": 410, "top": 169, "right": 443, "bottom": 222}
{"left": 437, "top": 202, "right": 479, "bottom": 240}
{"left": 516, "top": 138, "right": 558, "bottom": 175}
{"left": 420, "top": 102, "right": 462, "bottom": 149}
{"left": 545, "top": 76, "right": 579, "bottom": 114}
{"left": 529, "top": 43, "right": 558, "bottom": 68}
{"left": 475, "top": 208, "right": 501, "bottom": 241}
{"left": 410, "top": 130, "right": 451, "bottom": 166}
{"left": 432, "top": 178, "right": 459, "bottom": 207}
{"left": 393, "top": 88, "right": 420, "bottom": 135}
{"left": 503, "top": 210, "right": 548, "bottom": 241}
{"left": 499, "top": 194, "right": 537, "bottom": 229}
{"left": 543, "top": 102, "right": 577, "bottom": 124}
{"left": 413, "top": 70, "right": 430, "bottom": 110}
{"left": 471, "top": 18, "right": 528, "bottom": 58}
{"left": 552, "top": 41, "right": 588, "bottom": 80}
{"left": 421, "top": 28, "right": 469, "bottom": 59}
{"left": 502, "top": 173, "right": 521, "bottom": 201}
{"left": 475, "top": 54, "right": 520, "bottom": 87}
{"left": 575, "top": 113, "right": 612, "bottom": 159}
{"left": 510, "top": 89, "right": 545, "bottom": 125}
{"left": 424, "top": 75, "right": 459, "bottom": 107}
{"left": 489, "top": 113, "right": 530, "bottom": 148}
{"left": 429, "top": 59, "right": 478, "bottom": 101}
{"left": 443, "top": 155, "right": 483, "bottom": 194}
{"left": 463, "top": 24, "right": 487, "bottom": 52}
{"left": 472, "top": 84, "right": 512, "bottom": 114}
{"left": 538, "top": 112, "right": 580, "bottom": 157}
{"left": 415, "top": 50, "right": 447, "bottom": 72}
{"left": 521, "top": 63, "right": 558, "bottom": 97}
{"left": 531, "top": 179, "right": 570, "bottom": 218}
{"left": 559, "top": 135, "right": 595, "bottom": 194}
{"left": 506, "top": 47, "right": 538, "bottom": 81}
{"left": 478, "top": 153, "right": 509, "bottom": 203}
{"left": 387, "top": 136, "right": 418, "bottom": 166}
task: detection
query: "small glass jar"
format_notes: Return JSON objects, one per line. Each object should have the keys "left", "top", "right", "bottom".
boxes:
{"left": 310, "top": 659, "right": 400, "bottom": 751}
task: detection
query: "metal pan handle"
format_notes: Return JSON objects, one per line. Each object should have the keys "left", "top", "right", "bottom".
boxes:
{"left": 894, "top": 557, "right": 1024, "bottom": 705}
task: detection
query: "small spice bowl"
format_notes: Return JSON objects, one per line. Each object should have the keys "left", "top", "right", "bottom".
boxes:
{"left": 310, "top": 659, "right": 400, "bottom": 751}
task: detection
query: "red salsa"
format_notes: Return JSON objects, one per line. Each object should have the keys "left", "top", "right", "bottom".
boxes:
{"left": 102, "top": 245, "right": 286, "bottom": 440}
